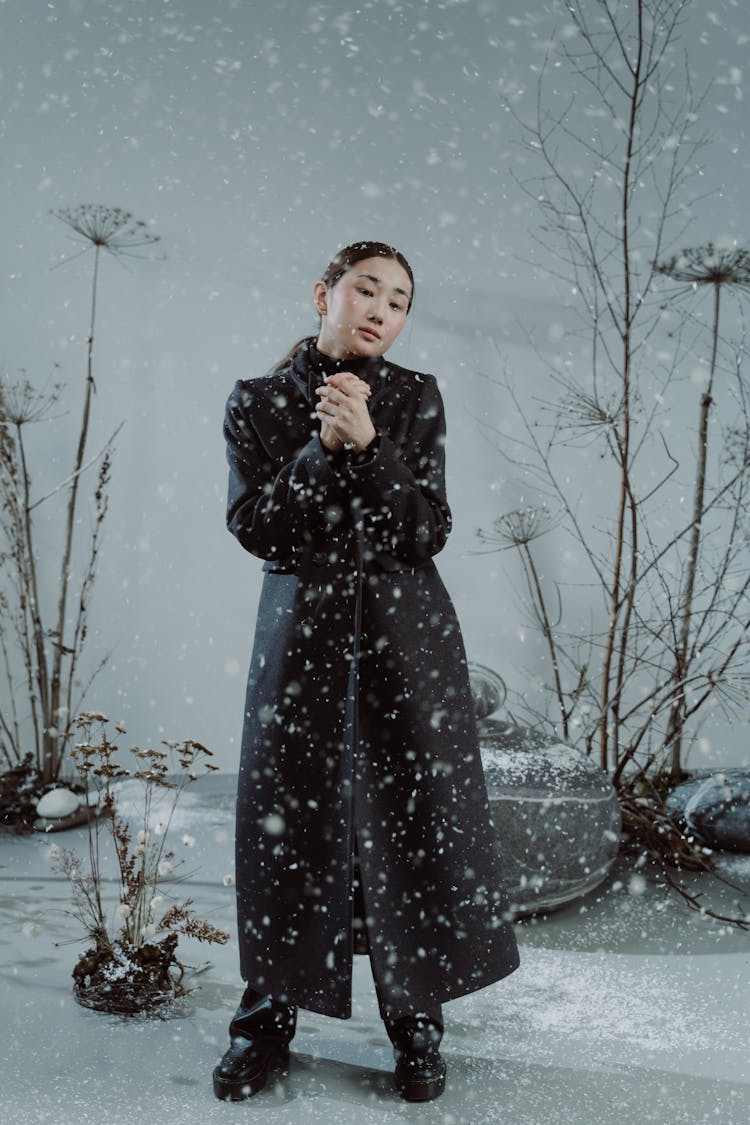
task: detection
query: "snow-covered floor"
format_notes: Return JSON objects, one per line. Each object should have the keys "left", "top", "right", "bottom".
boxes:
{"left": 2, "top": 774, "right": 749, "bottom": 1125}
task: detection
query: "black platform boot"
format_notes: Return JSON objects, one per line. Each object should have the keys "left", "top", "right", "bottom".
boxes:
{"left": 384, "top": 1009, "right": 446, "bottom": 1102}
{"left": 212, "top": 986, "right": 297, "bottom": 1101}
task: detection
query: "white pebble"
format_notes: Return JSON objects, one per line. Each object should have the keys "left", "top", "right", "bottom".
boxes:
{"left": 36, "top": 788, "right": 80, "bottom": 818}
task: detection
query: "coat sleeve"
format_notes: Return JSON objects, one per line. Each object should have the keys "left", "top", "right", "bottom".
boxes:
{"left": 224, "top": 379, "right": 347, "bottom": 561}
{"left": 344, "top": 374, "right": 452, "bottom": 566}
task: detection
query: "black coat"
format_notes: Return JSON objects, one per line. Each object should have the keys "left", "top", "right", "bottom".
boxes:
{"left": 224, "top": 340, "right": 519, "bottom": 1018}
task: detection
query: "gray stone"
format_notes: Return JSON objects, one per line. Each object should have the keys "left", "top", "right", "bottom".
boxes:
{"left": 480, "top": 721, "right": 621, "bottom": 917}
{"left": 468, "top": 662, "right": 507, "bottom": 721}
{"left": 664, "top": 772, "right": 713, "bottom": 819}
{"left": 682, "top": 770, "right": 750, "bottom": 854}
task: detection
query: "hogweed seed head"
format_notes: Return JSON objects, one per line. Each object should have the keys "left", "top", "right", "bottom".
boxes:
{"left": 477, "top": 506, "right": 556, "bottom": 551}
{"left": 656, "top": 244, "right": 750, "bottom": 292}
{"left": 0, "top": 375, "right": 63, "bottom": 427}
{"left": 51, "top": 204, "right": 161, "bottom": 267}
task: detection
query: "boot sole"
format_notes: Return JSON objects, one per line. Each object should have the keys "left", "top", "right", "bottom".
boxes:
{"left": 395, "top": 1062, "right": 447, "bottom": 1102}
{"left": 212, "top": 1045, "right": 290, "bottom": 1101}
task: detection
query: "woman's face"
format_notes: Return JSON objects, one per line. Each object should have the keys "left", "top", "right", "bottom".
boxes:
{"left": 314, "top": 255, "right": 412, "bottom": 360}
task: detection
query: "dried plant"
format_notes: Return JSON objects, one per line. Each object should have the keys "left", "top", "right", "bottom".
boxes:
{"left": 477, "top": 508, "right": 582, "bottom": 741}
{"left": 655, "top": 245, "right": 750, "bottom": 293}
{"left": 52, "top": 204, "right": 161, "bottom": 268}
{"left": 476, "top": 1, "right": 750, "bottom": 894}
{"left": 49, "top": 712, "right": 227, "bottom": 1010}
{"left": 655, "top": 244, "right": 750, "bottom": 776}
{"left": 0, "top": 205, "right": 161, "bottom": 789}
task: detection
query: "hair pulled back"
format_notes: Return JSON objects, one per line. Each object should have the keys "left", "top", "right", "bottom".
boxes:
{"left": 271, "top": 240, "right": 414, "bottom": 372}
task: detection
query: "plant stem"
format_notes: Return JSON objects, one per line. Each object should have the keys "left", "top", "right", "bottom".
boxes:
{"left": 598, "top": 0, "right": 643, "bottom": 773}
{"left": 666, "top": 280, "right": 721, "bottom": 778}
{"left": 16, "top": 425, "right": 48, "bottom": 772}
{"left": 48, "top": 244, "right": 100, "bottom": 782}
{"left": 521, "top": 542, "right": 569, "bottom": 740}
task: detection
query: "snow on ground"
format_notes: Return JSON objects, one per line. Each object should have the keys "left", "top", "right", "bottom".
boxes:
{"left": 1, "top": 774, "right": 749, "bottom": 1125}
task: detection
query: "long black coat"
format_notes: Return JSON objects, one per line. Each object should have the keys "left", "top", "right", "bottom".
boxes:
{"left": 224, "top": 340, "right": 519, "bottom": 1018}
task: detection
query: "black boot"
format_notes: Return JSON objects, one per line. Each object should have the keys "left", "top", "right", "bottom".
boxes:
{"left": 384, "top": 1009, "right": 446, "bottom": 1102}
{"left": 212, "top": 986, "right": 297, "bottom": 1101}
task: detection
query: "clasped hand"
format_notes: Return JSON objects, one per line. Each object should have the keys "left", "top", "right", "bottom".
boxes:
{"left": 315, "top": 372, "right": 377, "bottom": 454}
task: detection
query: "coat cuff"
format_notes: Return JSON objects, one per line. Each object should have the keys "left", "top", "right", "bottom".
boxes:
{"left": 294, "top": 435, "right": 341, "bottom": 485}
{"left": 346, "top": 431, "right": 381, "bottom": 468}
{"left": 343, "top": 431, "right": 398, "bottom": 482}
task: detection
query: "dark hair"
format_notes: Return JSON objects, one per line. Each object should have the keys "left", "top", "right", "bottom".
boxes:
{"left": 270, "top": 240, "right": 414, "bottom": 372}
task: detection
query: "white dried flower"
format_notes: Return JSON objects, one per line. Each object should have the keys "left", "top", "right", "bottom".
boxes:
{"left": 158, "top": 860, "right": 173, "bottom": 877}
{"left": 154, "top": 822, "right": 166, "bottom": 836}
{"left": 142, "top": 923, "right": 157, "bottom": 940}
{"left": 150, "top": 895, "right": 164, "bottom": 910}
{"left": 22, "top": 921, "right": 41, "bottom": 938}
{"left": 137, "top": 829, "right": 149, "bottom": 844}
{"left": 222, "top": 874, "right": 234, "bottom": 887}
{"left": 44, "top": 843, "right": 61, "bottom": 861}
{"left": 115, "top": 902, "right": 132, "bottom": 918}
{"left": 181, "top": 833, "right": 196, "bottom": 848}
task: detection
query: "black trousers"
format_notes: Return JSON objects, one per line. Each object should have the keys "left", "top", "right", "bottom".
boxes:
{"left": 233, "top": 982, "right": 443, "bottom": 1050}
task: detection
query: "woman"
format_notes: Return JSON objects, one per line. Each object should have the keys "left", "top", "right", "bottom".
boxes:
{"left": 214, "top": 241, "right": 519, "bottom": 1103}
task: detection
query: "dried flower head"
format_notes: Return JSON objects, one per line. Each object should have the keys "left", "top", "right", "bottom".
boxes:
{"left": 0, "top": 375, "right": 63, "bottom": 427}
{"left": 75, "top": 710, "right": 110, "bottom": 725}
{"left": 656, "top": 244, "right": 750, "bottom": 292}
{"left": 558, "top": 381, "right": 625, "bottom": 440}
{"left": 51, "top": 205, "right": 161, "bottom": 268}
{"left": 156, "top": 902, "right": 229, "bottom": 944}
{"left": 477, "top": 506, "right": 555, "bottom": 551}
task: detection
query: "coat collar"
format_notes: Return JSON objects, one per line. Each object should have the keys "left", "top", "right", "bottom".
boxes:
{"left": 289, "top": 339, "right": 391, "bottom": 405}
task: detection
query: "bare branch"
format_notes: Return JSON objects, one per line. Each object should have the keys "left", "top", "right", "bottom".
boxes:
{"left": 27, "top": 422, "right": 124, "bottom": 512}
